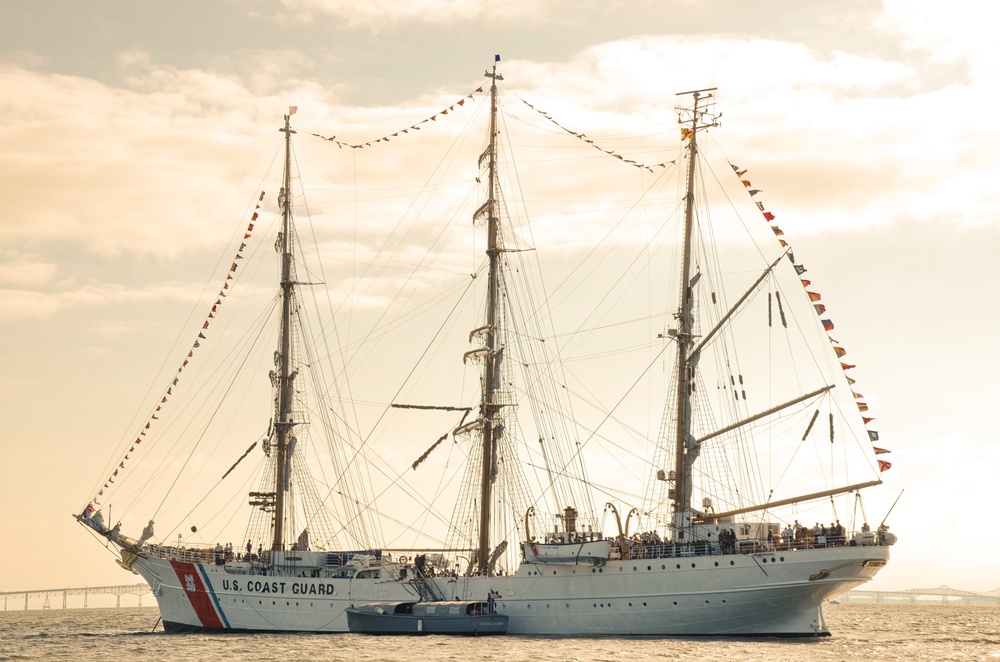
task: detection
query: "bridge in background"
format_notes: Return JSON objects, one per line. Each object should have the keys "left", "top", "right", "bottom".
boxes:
{"left": 4, "top": 582, "right": 1000, "bottom": 610}
{"left": 843, "top": 585, "right": 1000, "bottom": 605}
{"left": 0, "top": 583, "right": 150, "bottom": 610}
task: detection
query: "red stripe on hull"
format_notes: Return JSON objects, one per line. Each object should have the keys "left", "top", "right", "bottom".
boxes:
{"left": 170, "top": 560, "right": 224, "bottom": 629}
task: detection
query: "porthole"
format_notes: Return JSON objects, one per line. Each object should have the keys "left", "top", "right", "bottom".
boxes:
{"left": 676, "top": 564, "right": 681, "bottom": 569}
{"left": 673, "top": 601, "right": 678, "bottom": 605}
{"left": 691, "top": 563, "right": 696, "bottom": 568}
{"left": 780, "top": 557, "right": 785, "bottom": 562}
{"left": 714, "top": 562, "right": 719, "bottom": 567}
{"left": 633, "top": 566, "right": 637, "bottom": 571}
{"left": 730, "top": 560, "right": 735, "bottom": 566}
{"left": 661, "top": 565, "right": 666, "bottom": 570}
{"left": 647, "top": 566, "right": 651, "bottom": 571}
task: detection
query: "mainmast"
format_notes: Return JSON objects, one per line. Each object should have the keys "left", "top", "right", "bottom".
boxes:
{"left": 670, "top": 88, "right": 718, "bottom": 538}
{"left": 475, "top": 59, "right": 504, "bottom": 573}
{"left": 272, "top": 111, "right": 297, "bottom": 552}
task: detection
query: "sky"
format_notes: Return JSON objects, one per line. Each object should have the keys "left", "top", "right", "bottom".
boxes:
{"left": 2, "top": 0, "right": 999, "bottom": 596}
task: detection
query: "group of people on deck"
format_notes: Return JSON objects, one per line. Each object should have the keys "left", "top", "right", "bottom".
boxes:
{"left": 779, "top": 520, "right": 849, "bottom": 548}
{"left": 214, "top": 542, "right": 234, "bottom": 565}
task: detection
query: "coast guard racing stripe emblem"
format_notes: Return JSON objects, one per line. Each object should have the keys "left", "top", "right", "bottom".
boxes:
{"left": 170, "top": 560, "right": 225, "bottom": 629}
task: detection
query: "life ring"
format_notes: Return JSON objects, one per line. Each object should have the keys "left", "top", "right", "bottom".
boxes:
{"left": 399, "top": 555, "right": 409, "bottom": 563}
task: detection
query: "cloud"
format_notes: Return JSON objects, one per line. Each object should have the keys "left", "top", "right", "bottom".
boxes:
{"left": 276, "top": 0, "right": 569, "bottom": 28}
{"left": 0, "top": 280, "right": 204, "bottom": 321}
{"left": 876, "top": 0, "right": 1000, "bottom": 74}
{"left": 0, "top": 252, "right": 59, "bottom": 286}
{"left": 0, "top": 62, "right": 281, "bottom": 259}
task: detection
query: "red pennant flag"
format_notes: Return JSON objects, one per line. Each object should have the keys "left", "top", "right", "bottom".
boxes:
{"left": 807, "top": 291, "right": 821, "bottom": 301}
{"left": 862, "top": 416, "right": 876, "bottom": 424}
{"left": 841, "top": 362, "right": 856, "bottom": 370}
{"left": 878, "top": 460, "right": 892, "bottom": 472}
{"left": 763, "top": 211, "right": 775, "bottom": 221}
{"left": 251, "top": 212, "right": 258, "bottom": 221}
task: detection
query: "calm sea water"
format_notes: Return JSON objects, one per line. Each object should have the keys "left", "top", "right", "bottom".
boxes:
{"left": 1, "top": 603, "right": 998, "bottom": 661}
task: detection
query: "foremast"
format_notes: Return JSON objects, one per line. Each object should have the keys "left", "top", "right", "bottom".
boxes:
{"left": 474, "top": 61, "right": 504, "bottom": 574}
{"left": 272, "top": 112, "right": 298, "bottom": 552}
{"left": 670, "top": 88, "right": 718, "bottom": 539}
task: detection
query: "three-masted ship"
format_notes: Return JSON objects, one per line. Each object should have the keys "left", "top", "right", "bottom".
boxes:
{"left": 77, "top": 64, "right": 895, "bottom": 635}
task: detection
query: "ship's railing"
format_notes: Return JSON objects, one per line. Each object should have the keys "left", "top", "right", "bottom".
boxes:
{"left": 615, "top": 530, "right": 884, "bottom": 561}
{"left": 143, "top": 544, "right": 218, "bottom": 564}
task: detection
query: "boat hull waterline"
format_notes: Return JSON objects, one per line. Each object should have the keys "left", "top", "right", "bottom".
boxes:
{"left": 129, "top": 545, "right": 888, "bottom": 635}
{"left": 345, "top": 601, "right": 508, "bottom": 636}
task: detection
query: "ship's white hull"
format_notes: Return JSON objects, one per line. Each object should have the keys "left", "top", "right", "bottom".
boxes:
{"left": 129, "top": 544, "right": 888, "bottom": 635}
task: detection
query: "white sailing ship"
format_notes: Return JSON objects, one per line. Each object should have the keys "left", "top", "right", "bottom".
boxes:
{"left": 77, "top": 63, "right": 896, "bottom": 636}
